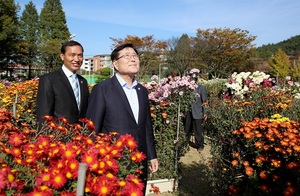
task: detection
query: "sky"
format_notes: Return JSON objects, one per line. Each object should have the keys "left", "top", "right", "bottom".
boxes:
{"left": 16, "top": 0, "right": 300, "bottom": 58}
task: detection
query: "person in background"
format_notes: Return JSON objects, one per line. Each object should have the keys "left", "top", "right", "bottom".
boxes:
{"left": 185, "top": 75, "right": 208, "bottom": 152}
{"left": 86, "top": 43, "right": 158, "bottom": 195}
{"left": 36, "top": 40, "right": 89, "bottom": 127}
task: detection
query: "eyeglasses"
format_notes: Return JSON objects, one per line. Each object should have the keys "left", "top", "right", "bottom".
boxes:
{"left": 116, "top": 54, "right": 139, "bottom": 60}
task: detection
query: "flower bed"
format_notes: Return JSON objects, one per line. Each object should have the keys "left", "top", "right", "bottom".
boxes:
{"left": 0, "top": 110, "right": 145, "bottom": 195}
{"left": 205, "top": 72, "right": 300, "bottom": 195}
{"left": 143, "top": 74, "right": 197, "bottom": 181}
{"left": 0, "top": 74, "right": 198, "bottom": 194}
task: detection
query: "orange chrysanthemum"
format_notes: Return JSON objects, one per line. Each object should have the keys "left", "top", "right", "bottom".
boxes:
{"left": 231, "top": 160, "right": 239, "bottom": 167}
{"left": 259, "top": 171, "right": 268, "bottom": 180}
{"left": 245, "top": 166, "right": 253, "bottom": 176}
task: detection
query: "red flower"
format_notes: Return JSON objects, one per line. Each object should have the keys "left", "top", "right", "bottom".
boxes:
{"left": 36, "top": 173, "right": 51, "bottom": 186}
{"left": 126, "top": 174, "right": 144, "bottom": 191}
{"left": 94, "top": 176, "right": 114, "bottom": 196}
{"left": 61, "top": 143, "right": 77, "bottom": 160}
{"left": 120, "top": 134, "right": 138, "bottom": 150}
{"left": 8, "top": 133, "right": 24, "bottom": 146}
{"left": 50, "top": 173, "right": 67, "bottom": 189}
{"left": 81, "top": 151, "right": 98, "bottom": 168}
{"left": 130, "top": 151, "right": 146, "bottom": 162}
{"left": 10, "top": 147, "right": 21, "bottom": 157}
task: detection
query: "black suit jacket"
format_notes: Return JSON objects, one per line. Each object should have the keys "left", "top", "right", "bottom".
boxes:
{"left": 36, "top": 68, "right": 89, "bottom": 125}
{"left": 86, "top": 75, "right": 157, "bottom": 177}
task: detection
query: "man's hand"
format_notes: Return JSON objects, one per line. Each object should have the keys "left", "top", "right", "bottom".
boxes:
{"left": 149, "top": 159, "right": 159, "bottom": 173}
{"left": 204, "top": 114, "right": 208, "bottom": 121}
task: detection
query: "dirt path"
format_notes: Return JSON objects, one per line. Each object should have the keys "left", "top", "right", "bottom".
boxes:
{"left": 177, "top": 140, "right": 213, "bottom": 196}
{"left": 147, "top": 137, "right": 213, "bottom": 196}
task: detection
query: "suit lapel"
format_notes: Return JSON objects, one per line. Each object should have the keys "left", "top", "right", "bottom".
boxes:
{"left": 111, "top": 76, "right": 136, "bottom": 122}
{"left": 78, "top": 76, "right": 86, "bottom": 111}
{"left": 58, "top": 69, "right": 74, "bottom": 95}
{"left": 136, "top": 84, "right": 144, "bottom": 125}
{"left": 58, "top": 68, "right": 79, "bottom": 111}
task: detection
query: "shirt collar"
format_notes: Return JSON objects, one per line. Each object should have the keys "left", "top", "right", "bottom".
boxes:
{"left": 115, "top": 73, "right": 138, "bottom": 89}
{"left": 62, "top": 65, "right": 76, "bottom": 78}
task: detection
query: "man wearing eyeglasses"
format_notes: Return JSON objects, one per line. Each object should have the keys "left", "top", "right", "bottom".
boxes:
{"left": 86, "top": 43, "right": 158, "bottom": 195}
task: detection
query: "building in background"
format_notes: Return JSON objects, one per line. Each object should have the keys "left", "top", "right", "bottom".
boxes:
{"left": 81, "top": 54, "right": 111, "bottom": 72}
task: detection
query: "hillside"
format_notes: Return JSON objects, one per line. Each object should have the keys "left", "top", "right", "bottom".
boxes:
{"left": 255, "top": 35, "right": 300, "bottom": 58}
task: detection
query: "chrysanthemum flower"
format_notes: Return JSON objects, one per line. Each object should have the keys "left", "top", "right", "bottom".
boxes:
{"left": 42, "top": 115, "right": 53, "bottom": 121}
{"left": 36, "top": 136, "right": 50, "bottom": 150}
{"left": 36, "top": 173, "right": 51, "bottom": 186}
{"left": 50, "top": 172, "right": 67, "bottom": 189}
{"left": 231, "top": 160, "right": 238, "bottom": 167}
{"left": 118, "top": 180, "right": 126, "bottom": 187}
{"left": 10, "top": 148, "right": 21, "bottom": 157}
{"left": 58, "top": 117, "right": 68, "bottom": 124}
{"left": 94, "top": 176, "right": 114, "bottom": 196}
{"left": 26, "top": 190, "right": 52, "bottom": 196}
{"left": 130, "top": 152, "right": 146, "bottom": 162}
{"left": 48, "top": 145, "right": 61, "bottom": 158}
{"left": 65, "top": 159, "right": 79, "bottom": 178}
{"left": 121, "top": 134, "right": 138, "bottom": 150}
{"left": 259, "top": 171, "right": 268, "bottom": 180}
{"left": 121, "top": 181, "right": 144, "bottom": 196}
{"left": 104, "top": 158, "right": 119, "bottom": 173}
{"left": 109, "top": 146, "right": 122, "bottom": 158}
{"left": 81, "top": 151, "right": 98, "bottom": 168}
{"left": 98, "top": 145, "right": 108, "bottom": 157}
{"left": 245, "top": 166, "right": 254, "bottom": 176}
{"left": 8, "top": 133, "right": 24, "bottom": 146}
{"left": 126, "top": 174, "right": 144, "bottom": 190}
{"left": 61, "top": 143, "right": 77, "bottom": 160}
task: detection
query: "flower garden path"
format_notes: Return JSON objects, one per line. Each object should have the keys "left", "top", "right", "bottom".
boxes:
{"left": 147, "top": 137, "right": 213, "bottom": 196}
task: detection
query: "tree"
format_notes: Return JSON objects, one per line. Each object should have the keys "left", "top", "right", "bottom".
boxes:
{"left": 0, "top": 0, "right": 20, "bottom": 76}
{"left": 39, "top": 0, "right": 70, "bottom": 72}
{"left": 291, "top": 57, "right": 300, "bottom": 81}
{"left": 255, "top": 35, "right": 300, "bottom": 59}
{"left": 196, "top": 28, "right": 256, "bottom": 78}
{"left": 268, "top": 48, "right": 291, "bottom": 80}
{"left": 18, "top": 1, "right": 39, "bottom": 79}
{"left": 167, "top": 34, "right": 203, "bottom": 76}
{"left": 110, "top": 35, "right": 168, "bottom": 79}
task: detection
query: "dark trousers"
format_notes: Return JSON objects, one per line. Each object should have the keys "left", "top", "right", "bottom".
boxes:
{"left": 192, "top": 118, "right": 205, "bottom": 148}
{"left": 184, "top": 111, "right": 204, "bottom": 148}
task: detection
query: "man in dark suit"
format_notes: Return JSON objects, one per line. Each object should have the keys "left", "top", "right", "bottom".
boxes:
{"left": 86, "top": 43, "right": 158, "bottom": 195}
{"left": 185, "top": 76, "right": 208, "bottom": 152}
{"left": 36, "top": 40, "right": 89, "bottom": 126}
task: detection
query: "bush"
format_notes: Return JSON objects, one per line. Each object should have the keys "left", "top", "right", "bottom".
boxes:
{"left": 205, "top": 72, "right": 300, "bottom": 195}
{"left": 0, "top": 110, "right": 145, "bottom": 195}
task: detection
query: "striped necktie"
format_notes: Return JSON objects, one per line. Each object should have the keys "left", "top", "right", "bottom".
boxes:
{"left": 71, "top": 74, "right": 80, "bottom": 109}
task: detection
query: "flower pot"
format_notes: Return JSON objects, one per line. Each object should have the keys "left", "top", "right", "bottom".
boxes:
{"left": 146, "top": 178, "right": 177, "bottom": 195}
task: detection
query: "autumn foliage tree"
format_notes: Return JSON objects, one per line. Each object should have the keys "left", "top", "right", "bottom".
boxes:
{"left": 110, "top": 35, "right": 168, "bottom": 79}
{"left": 291, "top": 57, "right": 300, "bottom": 81}
{"left": 268, "top": 48, "right": 290, "bottom": 80}
{"left": 196, "top": 28, "right": 256, "bottom": 78}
